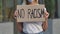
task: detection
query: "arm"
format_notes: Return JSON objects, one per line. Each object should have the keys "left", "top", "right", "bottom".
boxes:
{"left": 17, "top": 22, "right": 23, "bottom": 32}
{"left": 14, "top": 10, "right": 23, "bottom": 32}
{"left": 42, "top": 8, "right": 49, "bottom": 31}
{"left": 42, "top": 19, "right": 48, "bottom": 31}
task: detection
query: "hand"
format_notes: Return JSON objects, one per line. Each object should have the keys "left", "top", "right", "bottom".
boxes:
{"left": 44, "top": 11, "right": 49, "bottom": 20}
{"left": 14, "top": 10, "right": 19, "bottom": 19}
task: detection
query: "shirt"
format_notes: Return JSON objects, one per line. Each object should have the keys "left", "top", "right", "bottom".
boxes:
{"left": 23, "top": 8, "right": 46, "bottom": 33}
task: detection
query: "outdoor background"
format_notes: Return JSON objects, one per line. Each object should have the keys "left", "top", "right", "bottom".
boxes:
{"left": 0, "top": 0, "right": 60, "bottom": 34}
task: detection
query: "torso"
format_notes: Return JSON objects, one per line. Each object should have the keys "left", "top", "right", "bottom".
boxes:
{"left": 23, "top": 22, "right": 43, "bottom": 33}
{"left": 22, "top": 3, "right": 46, "bottom": 33}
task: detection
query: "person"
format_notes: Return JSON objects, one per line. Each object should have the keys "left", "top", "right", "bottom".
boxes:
{"left": 14, "top": 0, "right": 49, "bottom": 34}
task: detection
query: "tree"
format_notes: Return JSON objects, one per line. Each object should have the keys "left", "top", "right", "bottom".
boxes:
{"left": 45, "top": 0, "right": 55, "bottom": 18}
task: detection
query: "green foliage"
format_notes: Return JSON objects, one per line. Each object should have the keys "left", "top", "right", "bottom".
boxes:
{"left": 0, "top": 0, "right": 2, "bottom": 9}
{"left": 44, "top": 0, "right": 55, "bottom": 18}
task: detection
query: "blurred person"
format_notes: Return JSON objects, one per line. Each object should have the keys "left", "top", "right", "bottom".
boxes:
{"left": 14, "top": 0, "right": 49, "bottom": 34}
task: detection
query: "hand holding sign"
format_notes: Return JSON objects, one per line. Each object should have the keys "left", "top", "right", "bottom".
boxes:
{"left": 16, "top": 5, "right": 45, "bottom": 22}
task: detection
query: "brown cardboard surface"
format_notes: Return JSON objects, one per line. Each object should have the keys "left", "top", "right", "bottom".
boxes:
{"left": 16, "top": 5, "right": 45, "bottom": 22}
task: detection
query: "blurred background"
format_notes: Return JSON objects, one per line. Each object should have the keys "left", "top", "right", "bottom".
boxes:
{"left": 0, "top": 0, "right": 60, "bottom": 34}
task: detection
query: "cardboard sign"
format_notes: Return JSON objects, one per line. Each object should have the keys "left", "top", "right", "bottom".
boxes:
{"left": 17, "top": 5, "right": 45, "bottom": 22}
